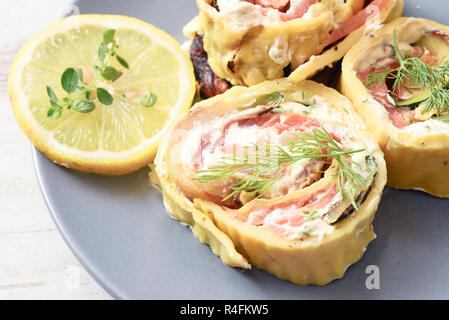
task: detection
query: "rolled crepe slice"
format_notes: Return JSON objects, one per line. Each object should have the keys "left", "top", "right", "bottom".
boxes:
{"left": 289, "top": 0, "right": 403, "bottom": 83}
{"left": 341, "top": 17, "right": 449, "bottom": 198}
{"left": 154, "top": 79, "right": 386, "bottom": 285}
{"left": 185, "top": 0, "right": 403, "bottom": 97}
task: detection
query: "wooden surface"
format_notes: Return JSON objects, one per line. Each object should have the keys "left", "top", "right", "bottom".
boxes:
{"left": 0, "top": 0, "right": 111, "bottom": 300}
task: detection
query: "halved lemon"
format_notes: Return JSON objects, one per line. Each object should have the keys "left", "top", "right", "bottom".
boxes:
{"left": 9, "top": 14, "right": 195, "bottom": 175}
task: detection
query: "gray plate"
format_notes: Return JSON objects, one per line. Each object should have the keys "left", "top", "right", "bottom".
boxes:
{"left": 34, "top": 0, "right": 449, "bottom": 299}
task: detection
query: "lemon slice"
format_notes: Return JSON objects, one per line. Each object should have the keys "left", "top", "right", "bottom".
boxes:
{"left": 9, "top": 14, "right": 195, "bottom": 175}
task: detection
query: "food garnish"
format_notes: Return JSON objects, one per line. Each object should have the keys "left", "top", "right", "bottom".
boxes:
{"left": 365, "top": 30, "right": 449, "bottom": 115}
{"left": 45, "top": 29, "right": 159, "bottom": 119}
{"left": 9, "top": 15, "right": 196, "bottom": 174}
{"left": 195, "top": 126, "right": 367, "bottom": 209}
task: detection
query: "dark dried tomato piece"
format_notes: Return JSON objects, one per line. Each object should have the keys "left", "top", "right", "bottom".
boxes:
{"left": 190, "top": 34, "right": 232, "bottom": 98}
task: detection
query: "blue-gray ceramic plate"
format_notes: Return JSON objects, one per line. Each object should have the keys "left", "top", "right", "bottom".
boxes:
{"left": 34, "top": 0, "right": 449, "bottom": 299}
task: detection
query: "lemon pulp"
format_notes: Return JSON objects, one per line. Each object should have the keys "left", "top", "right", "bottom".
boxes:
{"left": 9, "top": 15, "right": 195, "bottom": 174}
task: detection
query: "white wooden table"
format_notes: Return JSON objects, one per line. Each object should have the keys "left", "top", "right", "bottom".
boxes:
{"left": 0, "top": 0, "right": 111, "bottom": 300}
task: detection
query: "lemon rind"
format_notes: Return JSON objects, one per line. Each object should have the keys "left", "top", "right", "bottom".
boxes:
{"left": 9, "top": 14, "right": 196, "bottom": 175}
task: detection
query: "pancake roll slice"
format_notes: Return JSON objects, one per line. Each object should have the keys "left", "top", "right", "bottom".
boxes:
{"left": 341, "top": 17, "right": 449, "bottom": 198}
{"left": 153, "top": 79, "right": 386, "bottom": 285}
{"left": 184, "top": 0, "right": 403, "bottom": 97}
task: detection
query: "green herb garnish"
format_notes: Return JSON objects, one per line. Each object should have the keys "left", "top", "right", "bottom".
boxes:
{"left": 365, "top": 29, "right": 449, "bottom": 115}
{"left": 432, "top": 114, "right": 449, "bottom": 122}
{"left": 194, "top": 127, "right": 367, "bottom": 208}
{"left": 96, "top": 29, "right": 129, "bottom": 80}
{"left": 305, "top": 210, "right": 319, "bottom": 221}
{"left": 140, "top": 91, "right": 158, "bottom": 108}
{"left": 45, "top": 29, "right": 155, "bottom": 119}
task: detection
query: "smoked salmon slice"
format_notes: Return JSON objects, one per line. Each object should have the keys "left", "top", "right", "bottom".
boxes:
{"left": 320, "top": 0, "right": 391, "bottom": 50}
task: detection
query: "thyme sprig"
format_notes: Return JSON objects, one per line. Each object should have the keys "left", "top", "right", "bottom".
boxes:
{"left": 95, "top": 29, "right": 129, "bottom": 81}
{"left": 194, "top": 127, "right": 367, "bottom": 208}
{"left": 46, "top": 29, "right": 157, "bottom": 119}
{"left": 364, "top": 30, "right": 449, "bottom": 115}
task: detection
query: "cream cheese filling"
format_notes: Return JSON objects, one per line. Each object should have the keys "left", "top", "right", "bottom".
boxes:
{"left": 182, "top": 96, "right": 375, "bottom": 240}
{"left": 215, "top": 0, "right": 327, "bottom": 27}
{"left": 215, "top": 0, "right": 282, "bottom": 27}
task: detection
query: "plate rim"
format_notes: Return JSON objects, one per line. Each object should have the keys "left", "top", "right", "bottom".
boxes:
{"left": 29, "top": 0, "right": 448, "bottom": 300}
{"left": 32, "top": 147, "right": 126, "bottom": 300}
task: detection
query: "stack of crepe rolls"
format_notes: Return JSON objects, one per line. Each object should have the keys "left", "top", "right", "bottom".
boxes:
{"left": 341, "top": 17, "right": 449, "bottom": 198}
{"left": 184, "top": 0, "right": 403, "bottom": 96}
{"left": 153, "top": 79, "right": 387, "bottom": 285}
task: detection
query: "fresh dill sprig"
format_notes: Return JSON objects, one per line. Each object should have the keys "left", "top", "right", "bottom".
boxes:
{"left": 364, "top": 29, "right": 449, "bottom": 115}
{"left": 284, "top": 128, "right": 367, "bottom": 209}
{"left": 194, "top": 143, "right": 291, "bottom": 202}
{"left": 194, "top": 127, "right": 367, "bottom": 207}
{"left": 426, "top": 86, "right": 449, "bottom": 114}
